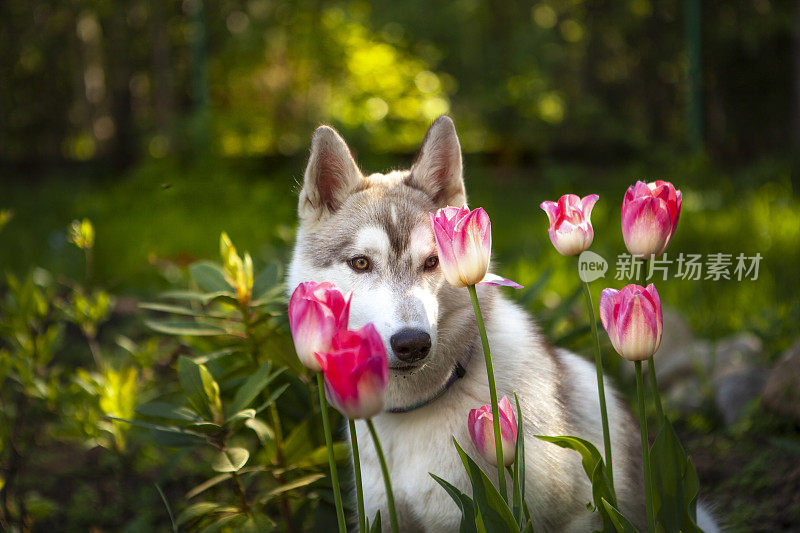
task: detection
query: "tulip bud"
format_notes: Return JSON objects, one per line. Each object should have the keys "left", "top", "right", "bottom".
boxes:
{"left": 288, "top": 281, "right": 351, "bottom": 371}
{"left": 621, "top": 180, "right": 681, "bottom": 258}
{"left": 68, "top": 218, "right": 95, "bottom": 250}
{"left": 599, "top": 284, "right": 663, "bottom": 361}
{"left": 467, "top": 396, "right": 518, "bottom": 466}
{"left": 316, "top": 323, "right": 389, "bottom": 419}
{"left": 219, "top": 232, "right": 255, "bottom": 304}
{"left": 220, "top": 232, "right": 238, "bottom": 274}
{"left": 430, "top": 206, "right": 522, "bottom": 288}
{"left": 539, "top": 194, "right": 599, "bottom": 256}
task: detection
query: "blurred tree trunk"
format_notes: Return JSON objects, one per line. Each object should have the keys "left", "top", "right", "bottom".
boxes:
{"left": 150, "top": 0, "right": 173, "bottom": 139}
{"left": 104, "top": 4, "right": 136, "bottom": 167}
{"left": 794, "top": 0, "right": 800, "bottom": 149}
{"left": 685, "top": 0, "right": 703, "bottom": 152}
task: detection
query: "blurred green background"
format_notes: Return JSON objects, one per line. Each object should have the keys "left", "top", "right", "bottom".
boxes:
{"left": 1, "top": 0, "right": 799, "bottom": 531}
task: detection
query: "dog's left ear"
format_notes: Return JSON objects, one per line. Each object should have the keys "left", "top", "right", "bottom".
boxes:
{"left": 407, "top": 116, "right": 466, "bottom": 207}
{"left": 299, "top": 125, "right": 364, "bottom": 220}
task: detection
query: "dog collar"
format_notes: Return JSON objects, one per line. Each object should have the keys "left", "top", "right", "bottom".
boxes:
{"left": 386, "top": 344, "right": 472, "bottom": 414}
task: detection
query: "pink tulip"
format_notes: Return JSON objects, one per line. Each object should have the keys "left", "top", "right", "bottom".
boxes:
{"left": 315, "top": 323, "right": 389, "bottom": 419}
{"left": 430, "top": 206, "right": 522, "bottom": 288}
{"left": 467, "top": 396, "right": 518, "bottom": 466}
{"left": 288, "top": 281, "right": 351, "bottom": 372}
{"left": 540, "top": 194, "right": 600, "bottom": 256}
{"left": 621, "top": 180, "right": 682, "bottom": 258}
{"left": 599, "top": 284, "right": 663, "bottom": 361}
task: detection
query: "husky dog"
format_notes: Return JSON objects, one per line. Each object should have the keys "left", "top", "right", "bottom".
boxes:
{"left": 288, "top": 117, "right": 717, "bottom": 532}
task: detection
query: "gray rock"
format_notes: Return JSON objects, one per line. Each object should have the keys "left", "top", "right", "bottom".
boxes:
{"left": 712, "top": 332, "right": 763, "bottom": 379}
{"left": 714, "top": 368, "right": 768, "bottom": 425}
{"left": 656, "top": 339, "right": 713, "bottom": 389}
{"left": 664, "top": 374, "right": 705, "bottom": 414}
{"left": 711, "top": 332, "right": 767, "bottom": 425}
{"left": 762, "top": 340, "right": 800, "bottom": 421}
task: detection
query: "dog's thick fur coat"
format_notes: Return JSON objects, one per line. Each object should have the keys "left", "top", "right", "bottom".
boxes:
{"left": 288, "top": 117, "right": 717, "bottom": 532}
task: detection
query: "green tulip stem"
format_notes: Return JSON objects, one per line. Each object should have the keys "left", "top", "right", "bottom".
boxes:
{"left": 316, "top": 372, "right": 346, "bottom": 533}
{"left": 635, "top": 361, "right": 656, "bottom": 532}
{"left": 468, "top": 284, "right": 508, "bottom": 502}
{"left": 366, "top": 418, "right": 399, "bottom": 533}
{"left": 648, "top": 355, "right": 664, "bottom": 420}
{"left": 349, "top": 419, "right": 366, "bottom": 533}
{"left": 581, "top": 277, "right": 614, "bottom": 491}
{"left": 637, "top": 259, "right": 664, "bottom": 420}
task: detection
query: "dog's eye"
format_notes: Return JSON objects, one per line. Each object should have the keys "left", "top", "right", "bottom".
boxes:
{"left": 348, "top": 256, "right": 371, "bottom": 272}
{"left": 424, "top": 255, "right": 439, "bottom": 271}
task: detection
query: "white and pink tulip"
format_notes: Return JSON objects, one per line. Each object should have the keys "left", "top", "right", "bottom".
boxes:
{"left": 540, "top": 194, "right": 599, "bottom": 256}
{"left": 288, "top": 281, "right": 351, "bottom": 372}
{"left": 621, "top": 180, "right": 682, "bottom": 258}
{"left": 599, "top": 283, "right": 663, "bottom": 361}
{"left": 467, "top": 396, "right": 518, "bottom": 466}
{"left": 430, "top": 205, "right": 521, "bottom": 288}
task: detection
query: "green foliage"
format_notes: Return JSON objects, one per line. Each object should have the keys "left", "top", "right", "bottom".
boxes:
{"left": 127, "top": 232, "right": 339, "bottom": 531}
{"left": 649, "top": 417, "right": 702, "bottom": 533}
{"left": 452, "top": 437, "right": 520, "bottom": 533}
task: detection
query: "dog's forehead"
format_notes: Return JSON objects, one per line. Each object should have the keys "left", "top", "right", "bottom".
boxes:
{"left": 349, "top": 178, "right": 435, "bottom": 256}
{"left": 301, "top": 172, "right": 437, "bottom": 268}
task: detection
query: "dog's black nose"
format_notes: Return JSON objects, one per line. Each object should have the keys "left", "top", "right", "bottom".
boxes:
{"left": 390, "top": 329, "right": 431, "bottom": 363}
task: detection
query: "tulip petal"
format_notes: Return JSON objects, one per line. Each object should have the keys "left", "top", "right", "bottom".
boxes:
{"left": 431, "top": 212, "right": 465, "bottom": 287}
{"left": 478, "top": 273, "right": 523, "bottom": 289}
{"left": 452, "top": 208, "right": 491, "bottom": 285}
{"left": 621, "top": 196, "right": 671, "bottom": 258}
{"left": 540, "top": 201, "right": 560, "bottom": 225}
{"left": 580, "top": 194, "right": 599, "bottom": 222}
{"left": 598, "top": 288, "right": 619, "bottom": 334}
{"left": 616, "top": 292, "right": 659, "bottom": 361}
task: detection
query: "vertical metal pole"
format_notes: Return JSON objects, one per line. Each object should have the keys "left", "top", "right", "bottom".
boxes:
{"left": 685, "top": 0, "right": 703, "bottom": 151}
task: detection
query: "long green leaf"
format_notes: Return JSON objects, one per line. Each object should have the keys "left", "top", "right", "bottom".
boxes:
{"left": 601, "top": 498, "right": 639, "bottom": 533}
{"left": 534, "top": 435, "right": 604, "bottom": 486}
{"left": 146, "top": 320, "right": 229, "bottom": 337}
{"left": 650, "top": 419, "right": 684, "bottom": 533}
{"left": 260, "top": 473, "right": 325, "bottom": 502}
{"left": 227, "top": 361, "right": 275, "bottom": 416}
{"left": 189, "top": 261, "right": 235, "bottom": 293}
{"left": 368, "top": 510, "right": 382, "bottom": 533}
{"left": 178, "top": 356, "right": 221, "bottom": 420}
{"left": 136, "top": 401, "right": 203, "bottom": 423}
{"left": 155, "top": 483, "right": 178, "bottom": 533}
{"left": 512, "top": 393, "right": 526, "bottom": 527}
{"left": 159, "top": 290, "right": 240, "bottom": 306}
{"left": 254, "top": 382, "right": 290, "bottom": 415}
{"left": 139, "top": 301, "right": 229, "bottom": 319}
{"left": 252, "top": 262, "right": 280, "bottom": 299}
{"left": 536, "top": 434, "right": 618, "bottom": 529}
{"left": 186, "top": 473, "right": 233, "bottom": 499}
{"left": 430, "top": 473, "right": 479, "bottom": 533}
{"left": 684, "top": 457, "right": 700, "bottom": 526}
{"left": 453, "top": 437, "right": 519, "bottom": 533}
{"left": 176, "top": 502, "right": 226, "bottom": 526}
{"left": 105, "top": 415, "right": 205, "bottom": 442}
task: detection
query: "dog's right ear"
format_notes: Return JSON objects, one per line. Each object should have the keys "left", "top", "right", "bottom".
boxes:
{"left": 407, "top": 116, "right": 466, "bottom": 207}
{"left": 299, "top": 125, "right": 363, "bottom": 220}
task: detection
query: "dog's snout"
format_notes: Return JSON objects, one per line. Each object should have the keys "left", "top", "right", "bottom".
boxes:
{"left": 390, "top": 328, "right": 431, "bottom": 363}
